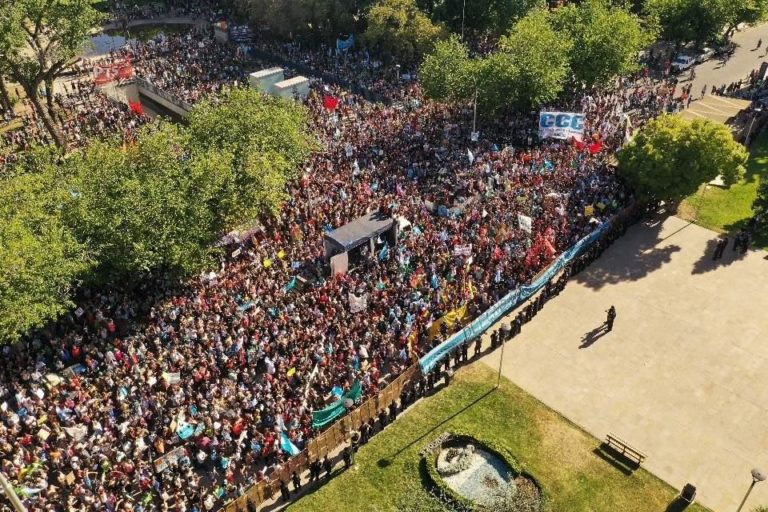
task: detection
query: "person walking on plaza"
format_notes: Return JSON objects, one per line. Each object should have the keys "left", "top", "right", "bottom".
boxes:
{"left": 605, "top": 306, "right": 617, "bottom": 332}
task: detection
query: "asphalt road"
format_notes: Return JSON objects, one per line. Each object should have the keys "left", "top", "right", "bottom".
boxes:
{"left": 680, "top": 22, "right": 768, "bottom": 95}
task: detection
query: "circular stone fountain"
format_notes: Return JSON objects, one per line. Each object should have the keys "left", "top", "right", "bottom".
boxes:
{"left": 424, "top": 434, "right": 542, "bottom": 511}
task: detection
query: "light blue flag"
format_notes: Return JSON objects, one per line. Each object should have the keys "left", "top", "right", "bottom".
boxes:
{"left": 280, "top": 432, "right": 301, "bottom": 456}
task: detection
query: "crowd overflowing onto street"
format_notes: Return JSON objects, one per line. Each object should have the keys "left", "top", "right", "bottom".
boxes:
{"left": 0, "top": 9, "right": 724, "bottom": 512}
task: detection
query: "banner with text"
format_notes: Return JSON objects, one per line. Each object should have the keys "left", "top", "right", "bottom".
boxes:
{"left": 539, "top": 112, "right": 585, "bottom": 141}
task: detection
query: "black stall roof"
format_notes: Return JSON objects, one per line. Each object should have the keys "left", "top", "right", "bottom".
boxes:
{"left": 324, "top": 211, "right": 395, "bottom": 252}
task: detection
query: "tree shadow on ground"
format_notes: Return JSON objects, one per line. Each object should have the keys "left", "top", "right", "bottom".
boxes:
{"left": 691, "top": 236, "right": 749, "bottom": 274}
{"left": 579, "top": 325, "right": 609, "bottom": 349}
{"left": 574, "top": 215, "right": 683, "bottom": 291}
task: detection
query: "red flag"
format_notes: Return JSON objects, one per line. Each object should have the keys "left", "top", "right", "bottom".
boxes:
{"left": 129, "top": 101, "right": 144, "bottom": 116}
{"left": 323, "top": 95, "right": 339, "bottom": 110}
{"left": 588, "top": 141, "right": 603, "bottom": 154}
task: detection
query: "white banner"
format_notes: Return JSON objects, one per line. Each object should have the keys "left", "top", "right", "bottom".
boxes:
{"left": 539, "top": 112, "right": 585, "bottom": 140}
{"left": 518, "top": 214, "right": 532, "bottom": 234}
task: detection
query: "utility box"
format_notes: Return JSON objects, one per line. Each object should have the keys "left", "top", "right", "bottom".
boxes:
{"left": 273, "top": 76, "right": 310, "bottom": 100}
{"left": 248, "top": 68, "right": 285, "bottom": 93}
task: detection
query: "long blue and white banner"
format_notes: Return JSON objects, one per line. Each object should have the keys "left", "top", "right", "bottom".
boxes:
{"left": 539, "top": 111, "right": 586, "bottom": 141}
{"left": 419, "top": 221, "right": 610, "bottom": 374}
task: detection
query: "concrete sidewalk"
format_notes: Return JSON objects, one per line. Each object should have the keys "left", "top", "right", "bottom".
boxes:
{"left": 482, "top": 216, "right": 768, "bottom": 512}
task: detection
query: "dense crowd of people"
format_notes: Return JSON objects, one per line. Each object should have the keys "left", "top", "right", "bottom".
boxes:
{"left": 0, "top": 13, "right": 704, "bottom": 512}
{"left": 0, "top": 81, "right": 148, "bottom": 169}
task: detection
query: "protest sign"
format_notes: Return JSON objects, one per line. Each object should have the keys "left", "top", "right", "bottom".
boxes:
{"left": 518, "top": 214, "right": 533, "bottom": 234}
{"left": 453, "top": 244, "right": 472, "bottom": 257}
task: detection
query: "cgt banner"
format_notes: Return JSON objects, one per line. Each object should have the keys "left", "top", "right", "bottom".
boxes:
{"left": 539, "top": 112, "right": 586, "bottom": 141}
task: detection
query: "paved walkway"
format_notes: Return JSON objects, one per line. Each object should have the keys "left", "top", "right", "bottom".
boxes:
{"left": 482, "top": 216, "right": 768, "bottom": 512}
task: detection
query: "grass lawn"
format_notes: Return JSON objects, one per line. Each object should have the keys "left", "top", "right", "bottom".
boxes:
{"left": 679, "top": 131, "right": 768, "bottom": 249}
{"left": 288, "top": 364, "right": 710, "bottom": 512}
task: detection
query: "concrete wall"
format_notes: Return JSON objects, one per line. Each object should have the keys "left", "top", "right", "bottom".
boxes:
{"left": 133, "top": 78, "right": 191, "bottom": 117}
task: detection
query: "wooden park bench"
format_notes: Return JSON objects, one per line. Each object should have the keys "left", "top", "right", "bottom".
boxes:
{"left": 605, "top": 433, "right": 647, "bottom": 466}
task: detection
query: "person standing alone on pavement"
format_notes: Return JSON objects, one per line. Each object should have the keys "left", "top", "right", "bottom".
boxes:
{"left": 605, "top": 306, "right": 616, "bottom": 332}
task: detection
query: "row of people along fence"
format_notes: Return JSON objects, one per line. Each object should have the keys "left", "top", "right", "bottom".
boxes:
{"left": 219, "top": 203, "right": 642, "bottom": 512}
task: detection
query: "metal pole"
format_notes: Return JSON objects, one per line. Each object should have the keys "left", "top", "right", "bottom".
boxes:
{"left": 496, "top": 334, "right": 506, "bottom": 389}
{"left": 461, "top": 0, "right": 466, "bottom": 41}
{"left": 472, "top": 87, "right": 478, "bottom": 136}
{"left": 735, "top": 479, "right": 757, "bottom": 512}
{"left": 0, "top": 471, "right": 27, "bottom": 512}
{"left": 745, "top": 113, "right": 757, "bottom": 146}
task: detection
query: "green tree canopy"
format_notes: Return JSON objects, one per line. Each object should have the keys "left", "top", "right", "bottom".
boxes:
{"left": 0, "top": 0, "right": 105, "bottom": 147}
{"left": 432, "top": 0, "right": 545, "bottom": 36}
{"left": 419, "top": 36, "right": 474, "bottom": 103}
{"left": 553, "top": 0, "right": 655, "bottom": 88}
{"left": 618, "top": 115, "right": 748, "bottom": 203}
{"left": 644, "top": 0, "right": 767, "bottom": 45}
{"left": 497, "top": 8, "right": 572, "bottom": 110}
{"left": 0, "top": 154, "right": 90, "bottom": 343}
{"left": 420, "top": 9, "right": 570, "bottom": 115}
{"left": 62, "top": 124, "right": 235, "bottom": 280}
{"left": 363, "top": 0, "right": 447, "bottom": 64}
{"left": 185, "top": 87, "right": 317, "bottom": 225}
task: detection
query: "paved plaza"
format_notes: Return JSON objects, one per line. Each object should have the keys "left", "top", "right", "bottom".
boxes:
{"left": 483, "top": 215, "right": 768, "bottom": 512}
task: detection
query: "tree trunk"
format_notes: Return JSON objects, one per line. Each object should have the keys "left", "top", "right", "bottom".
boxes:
{"left": 25, "top": 84, "right": 66, "bottom": 148}
{"left": 45, "top": 78, "right": 56, "bottom": 118}
{"left": 0, "top": 76, "right": 12, "bottom": 112}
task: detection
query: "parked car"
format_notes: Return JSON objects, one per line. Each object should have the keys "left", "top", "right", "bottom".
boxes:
{"left": 696, "top": 47, "right": 715, "bottom": 63}
{"left": 671, "top": 55, "right": 696, "bottom": 72}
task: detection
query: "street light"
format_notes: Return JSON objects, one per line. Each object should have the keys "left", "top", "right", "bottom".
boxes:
{"left": 735, "top": 468, "right": 767, "bottom": 512}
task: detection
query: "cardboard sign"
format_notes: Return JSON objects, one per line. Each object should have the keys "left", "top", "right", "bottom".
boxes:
{"left": 517, "top": 214, "right": 533, "bottom": 234}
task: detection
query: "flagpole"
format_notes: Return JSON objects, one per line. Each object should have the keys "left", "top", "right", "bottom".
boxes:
{"left": 0, "top": 471, "right": 27, "bottom": 512}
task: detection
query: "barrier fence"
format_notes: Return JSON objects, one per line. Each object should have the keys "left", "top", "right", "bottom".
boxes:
{"left": 222, "top": 363, "right": 420, "bottom": 512}
{"left": 221, "top": 205, "right": 640, "bottom": 511}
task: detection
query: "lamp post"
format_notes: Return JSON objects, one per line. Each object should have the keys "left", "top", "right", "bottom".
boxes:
{"left": 496, "top": 323, "right": 511, "bottom": 389}
{"left": 736, "top": 468, "right": 767, "bottom": 512}
{"left": 461, "top": 0, "right": 466, "bottom": 41}
{"left": 745, "top": 108, "right": 762, "bottom": 147}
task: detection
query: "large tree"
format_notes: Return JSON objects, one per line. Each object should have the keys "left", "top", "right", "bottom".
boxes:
{"left": 185, "top": 87, "right": 317, "bottom": 225}
{"left": 432, "top": 0, "right": 545, "bottom": 36}
{"left": 0, "top": 154, "right": 90, "bottom": 343}
{"left": 363, "top": 0, "right": 447, "bottom": 64}
{"left": 497, "top": 8, "right": 572, "bottom": 110}
{"left": 62, "top": 123, "right": 235, "bottom": 280}
{"left": 420, "top": 10, "right": 571, "bottom": 115}
{"left": 0, "top": 0, "right": 105, "bottom": 147}
{"left": 618, "top": 115, "right": 748, "bottom": 203}
{"left": 553, "top": 0, "right": 655, "bottom": 89}
{"left": 645, "top": 0, "right": 767, "bottom": 46}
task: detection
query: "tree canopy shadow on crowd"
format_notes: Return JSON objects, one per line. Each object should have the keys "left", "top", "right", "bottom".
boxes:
{"left": 573, "top": 215, "right": 683, "bottom": 291}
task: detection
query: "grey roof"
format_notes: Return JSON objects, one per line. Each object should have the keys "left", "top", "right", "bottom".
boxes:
{"left": 324, "top": 211, "right": 394, "bottom": 251}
